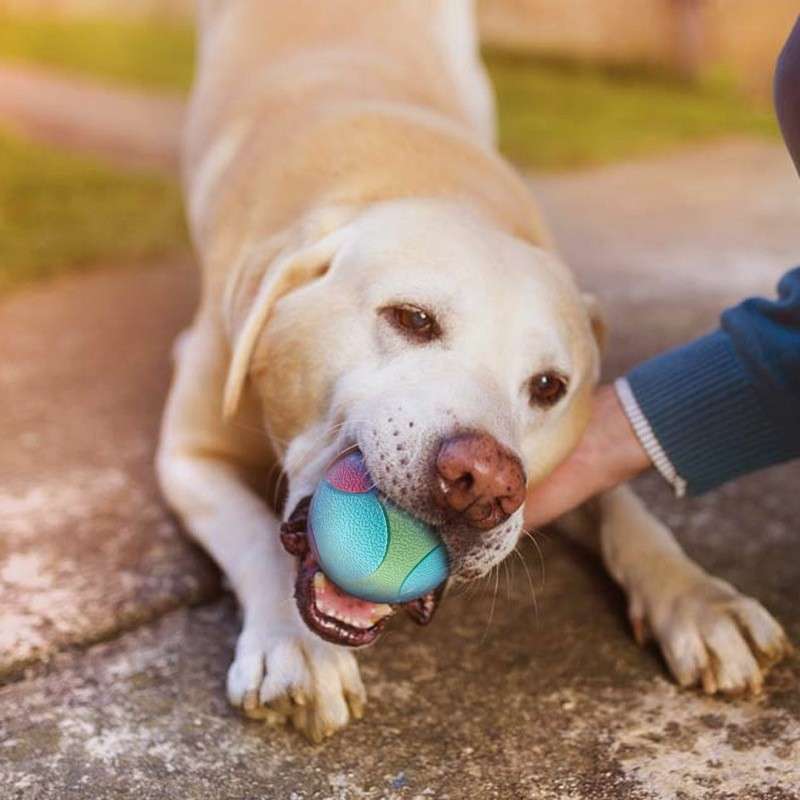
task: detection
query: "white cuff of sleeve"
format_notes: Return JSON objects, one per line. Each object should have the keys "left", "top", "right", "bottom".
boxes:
{"left": 614, "top": 377, "right": 687, "bottom": 498}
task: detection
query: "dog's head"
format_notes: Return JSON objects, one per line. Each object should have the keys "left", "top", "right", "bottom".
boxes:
{"left": 224, "top": 199, "right": 602, "bottom": 646}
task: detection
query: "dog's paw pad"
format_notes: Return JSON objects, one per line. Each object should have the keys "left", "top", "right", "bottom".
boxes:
{"left": 226, "top": 626, "right": 366, "bottom": 742}
{"left": 639, "top": 575, "right": 792, "bottom": 696}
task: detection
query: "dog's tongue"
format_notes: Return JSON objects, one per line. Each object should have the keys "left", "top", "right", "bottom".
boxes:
{"left": 313, "top": 571, "right": 393, "bottom": 629}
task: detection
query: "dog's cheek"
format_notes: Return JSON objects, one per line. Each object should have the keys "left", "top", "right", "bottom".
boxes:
{"left": 520, "top": 378, "right": 594, "bottom": 485}
{"left": 253, "top": 313, "right": 337, "bottom": 448}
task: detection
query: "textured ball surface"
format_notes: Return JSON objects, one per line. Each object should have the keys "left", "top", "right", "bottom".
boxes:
{"left": 308, "top": 451, "right": 448, "bottom": 603}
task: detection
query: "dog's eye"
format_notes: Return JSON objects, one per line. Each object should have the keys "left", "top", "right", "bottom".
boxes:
{"left": 383, "top": 305, "right": 440, "bottom": 342}
{"left": 529, "top": 371, "right": 568, "bottom": 407}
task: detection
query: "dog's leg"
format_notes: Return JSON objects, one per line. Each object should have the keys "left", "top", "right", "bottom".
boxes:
{"left": 559, "top": 485, "right": 791, "bottom": 693}
{"left": 157, "top": 318, "right": 365, "bottom": 741}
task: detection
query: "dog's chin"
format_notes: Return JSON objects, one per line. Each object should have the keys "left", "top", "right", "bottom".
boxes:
{"left": 280, "top": 496, "right": 443, "bottom": 648}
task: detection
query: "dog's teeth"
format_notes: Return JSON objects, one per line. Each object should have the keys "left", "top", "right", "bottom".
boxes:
{"left": 370, "top": 604, "right": 392, "bottom": 622}
{"left": 312, "top": 573, "right": 393, "bottom": 629}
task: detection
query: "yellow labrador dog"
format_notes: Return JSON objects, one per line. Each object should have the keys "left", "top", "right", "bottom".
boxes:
{"left": 158, "top": 0, "right": 790, "bottom": 741}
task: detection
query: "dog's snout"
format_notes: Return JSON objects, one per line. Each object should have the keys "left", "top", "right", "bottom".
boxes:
{"left": 433, "top": 432, "right": 526, "bottom": 530}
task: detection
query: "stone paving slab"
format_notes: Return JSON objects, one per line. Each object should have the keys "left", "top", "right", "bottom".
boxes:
{"left": 1, "top": 526, "right": 798, "bottom": 800}
{"left": 0, "top": 259, "right": 220, "bottom": 680}
{"left": 533, "top": 138, "right": 800, "bottom": 305}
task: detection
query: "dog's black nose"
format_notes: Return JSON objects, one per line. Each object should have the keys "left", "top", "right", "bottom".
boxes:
{"left": 432, "top": 432, "right": 526, "bottom": 530}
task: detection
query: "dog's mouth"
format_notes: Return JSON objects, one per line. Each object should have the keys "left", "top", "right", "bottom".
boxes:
{"left": 280, "top": 497, "right": 442, "bottom": 647}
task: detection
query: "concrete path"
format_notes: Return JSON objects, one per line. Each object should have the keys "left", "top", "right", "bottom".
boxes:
{"left": 0, "top": 258, "right": 219, "bottom": 683}
{"left": 0, "top": 72, "right": 799, "bottom": 797}
{"left": 533, "top": 138, "right": 800, "bottom": 373}
{"left": 0, "top": 62, "right": 184, "bottom": 171}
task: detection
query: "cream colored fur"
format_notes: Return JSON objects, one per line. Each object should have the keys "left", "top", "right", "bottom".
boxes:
{"left": 157, "top": 0, "right": 789, "bottom": 742}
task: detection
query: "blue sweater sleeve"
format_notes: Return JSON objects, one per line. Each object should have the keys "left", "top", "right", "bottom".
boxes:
{"left": 624, "top": 269, "right": 800, "bottom": 494}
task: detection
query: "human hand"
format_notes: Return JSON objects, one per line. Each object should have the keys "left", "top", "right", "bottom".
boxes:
{"left": 524, "top": 384, "right": 652, "bottom": 528}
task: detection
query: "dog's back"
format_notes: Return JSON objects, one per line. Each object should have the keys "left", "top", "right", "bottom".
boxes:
{"left": 191, "top": 0, "right": 493, "bottom": 145}
{"left": 183, "top": 0, "right": 544, "bottom": 286}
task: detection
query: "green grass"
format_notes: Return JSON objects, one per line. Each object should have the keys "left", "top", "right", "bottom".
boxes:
{"left": 485, "top": 50, "right": 778, "bottom": 169}
{"left": 0, "top": 15, "right": 780, "bottom": 291}
{"left": 0, "top": 14, "right": 194, "bottom": 92}
{"left": 0, "top": 129, "right": 187, "bottom": 292}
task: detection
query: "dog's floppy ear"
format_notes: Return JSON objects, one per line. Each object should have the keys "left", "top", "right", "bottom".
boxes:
{"left": 222, "top": 223, "right": 352, "bottom": 420}
{"left": 583, "top": 292, "right": 606, "bottom": 353}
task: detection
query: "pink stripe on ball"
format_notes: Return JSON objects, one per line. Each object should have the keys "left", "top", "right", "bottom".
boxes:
{"left": 326, "top": 451, "right": 373, "bottom": 493}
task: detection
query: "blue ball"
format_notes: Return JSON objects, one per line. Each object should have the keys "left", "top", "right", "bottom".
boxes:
{"left": 308, "top": 452, "right": 448, "bottom": 604}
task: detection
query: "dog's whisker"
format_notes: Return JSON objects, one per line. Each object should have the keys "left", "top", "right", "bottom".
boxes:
{"left": 513, "top": 546, "right": 539, "bottom": 627}
{"left": 456, "top": 571, "right": 485, "bottom": 601}
{"left": 466, "top": 575, "right": 486, "bottom": 600}
{"left": 528, "top": 525, "right": 553, "bottom": 545}
{"left": 479, "top": 564, "right": 501, "bottom": 645}
{"left": 522, "top": 528, "right": 547, "bottom": 589}
{"left": 502, "top": 557, "right": 512, "bottom": 602}
{"left": 288, "top": 417, "right": 372, "bottom": 477}
{"left": 273, "top": 472, "right": 290, "bottom": 510}
{"left": 292, "top": 422, "right": 347, "bottom": 462}
{"left": 268, "top": 461, "right": 287, "bottom": 509}
{"left": 281, "top": 420, "right": 352, "bottom": 482}
{"left": 330, "top": 440, "right": 360, "bottom": 465}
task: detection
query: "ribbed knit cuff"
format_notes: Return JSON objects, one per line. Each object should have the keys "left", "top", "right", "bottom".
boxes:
{"left": 624, "top": 329, "right": 788, "bottom": 495}
{"left": 615, "top": 377, "right": 687, "bottom": 497}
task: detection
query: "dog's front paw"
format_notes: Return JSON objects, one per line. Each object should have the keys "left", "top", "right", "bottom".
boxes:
{"left": 226, "top": 623, "right": 366, "bottom": 742}
{"left": 629, "top": 566, "right": 792, "bottom": 695}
